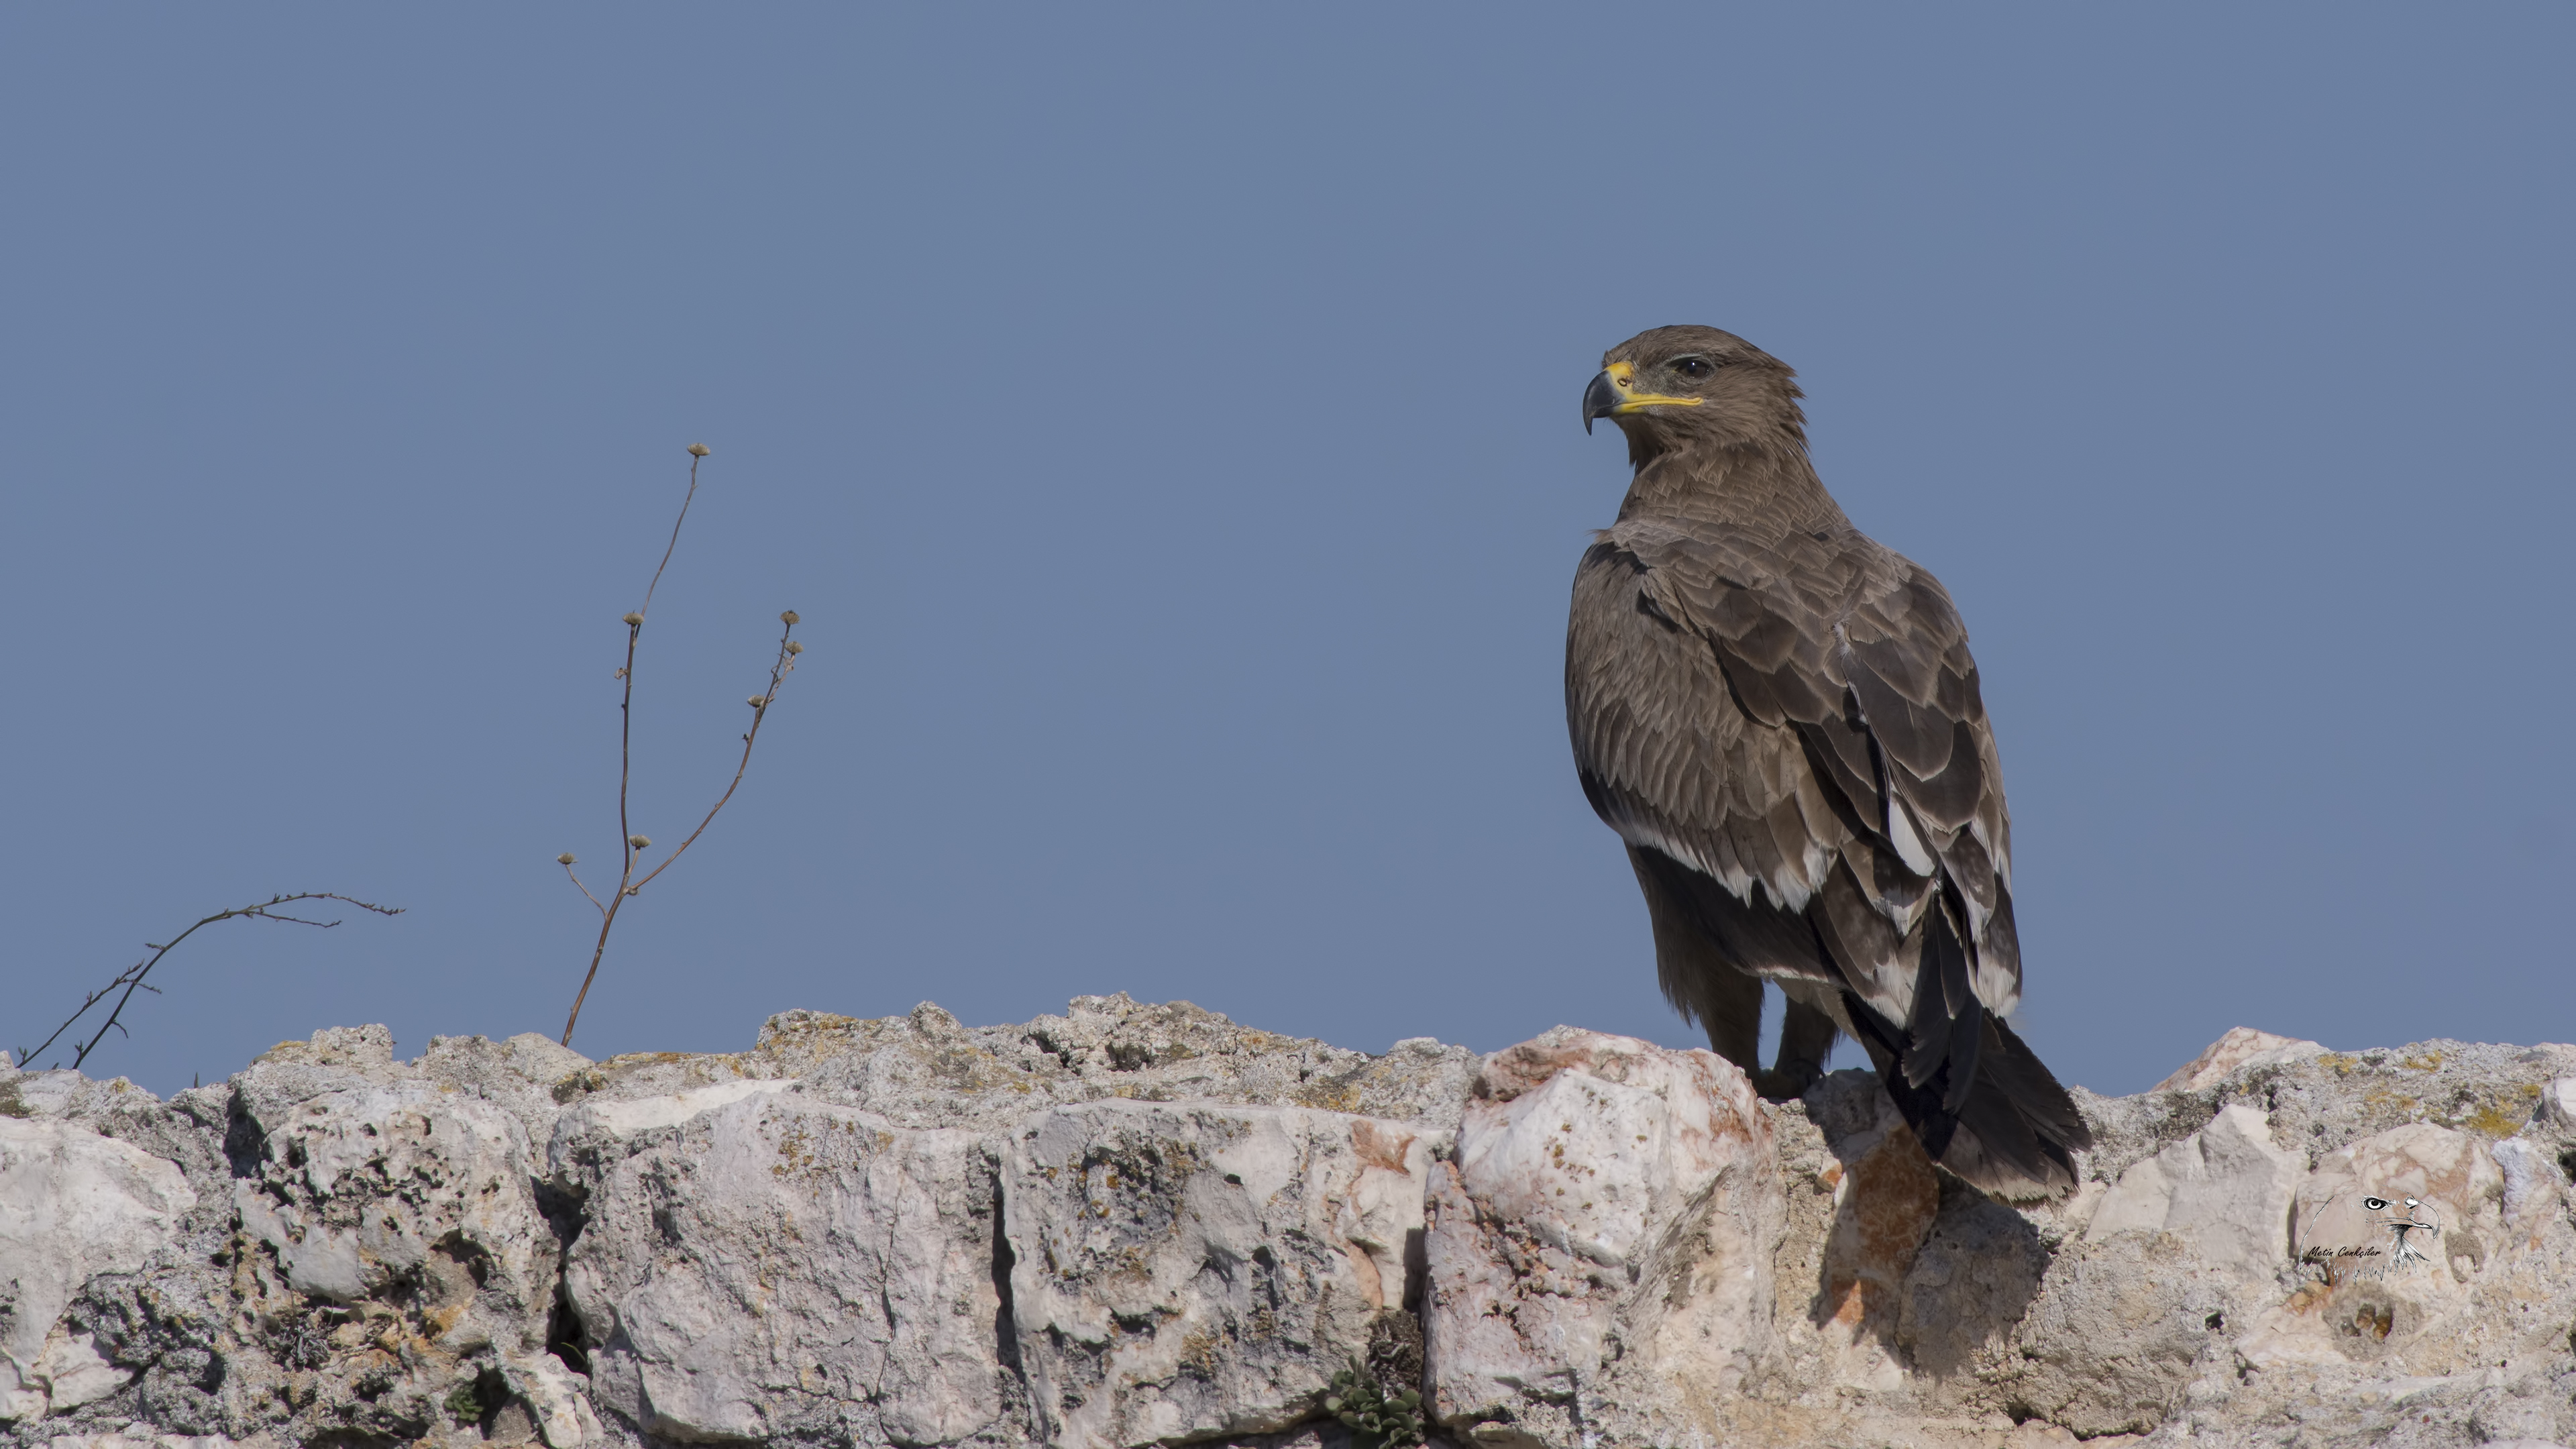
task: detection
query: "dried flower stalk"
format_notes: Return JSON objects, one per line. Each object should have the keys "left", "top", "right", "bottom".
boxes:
{"left": 557, "top": 446, "right": 801, "bottom": 1047}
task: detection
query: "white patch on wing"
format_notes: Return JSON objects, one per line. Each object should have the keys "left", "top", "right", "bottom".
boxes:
{"left": 1619, "top": 820, "right": 1751, "bottom": 902}
{"left": 1799, "top": 839, "right": 1836, "bottom": 904}
{"left": 1971, "top": 815, "right": 2010, "bottom": 893}
{"left": 1973, "top": 959, "right": 2020, "bottom": 1016}
{"left": 1855, "top": 956, "right": 1915, "bottom": 1025}
{"left": 1608, "top": 813, "right": 1817, "bottom": 912}
{"left": 1959, "top": 885, "right": 1991, "bottom": 942}
{"left": 1769, "top": 871, "right": 1815, "bottom": 912}
{"left": 1884, "top": 794, "right": 1937, "bottom": 876}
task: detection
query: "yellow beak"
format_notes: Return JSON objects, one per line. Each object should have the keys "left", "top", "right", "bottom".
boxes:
{"left": 1581, "top": 360, "right": 1705, "bottom": 433}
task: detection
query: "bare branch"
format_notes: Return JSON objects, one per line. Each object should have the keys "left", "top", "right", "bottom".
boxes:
{"left": 640, "top": 451, "right": 704, "bottom": 622}
{"left": 18, "top": 894, "right": 403, "bottom": 1074}
{"left": 630, "top": 619, "right": 798, "bottom": 894}
{"left": 559, "top": 447, "right": 802, "bottom": 1050}
{"left": 559, "top": 860, "right": 608, "bottom": 918}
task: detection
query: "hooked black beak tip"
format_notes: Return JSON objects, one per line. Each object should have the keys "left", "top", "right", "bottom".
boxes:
{"left": 1580, "top": 370, "right": 1619, "bottom": 435}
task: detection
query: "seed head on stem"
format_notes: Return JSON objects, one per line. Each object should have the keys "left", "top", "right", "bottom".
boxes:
{"left": 559, "top": 446, "right": 804, "bottom": 1049}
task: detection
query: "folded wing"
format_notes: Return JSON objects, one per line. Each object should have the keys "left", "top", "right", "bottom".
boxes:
{"left": 1567, "top": 515, "right": 2088, "bottom": 1191}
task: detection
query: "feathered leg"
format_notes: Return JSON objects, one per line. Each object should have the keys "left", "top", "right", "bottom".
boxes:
{"left": 1768, "top": 993, "right": 1840, "bottom": 1098}
{"left": 1626, "top": 844, "right": 1763, "bottom": 1073}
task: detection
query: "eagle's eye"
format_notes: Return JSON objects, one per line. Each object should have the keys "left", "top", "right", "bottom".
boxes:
{"left": 1670, "top": 356, "right": 1714, "bottom": 380}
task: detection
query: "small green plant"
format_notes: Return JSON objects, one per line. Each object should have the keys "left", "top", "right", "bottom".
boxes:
{"left": 443, "top": 1381, "right": 484, "bottom": 1426}
{"left": 1324, "top": 1357, "right": 1424, "bottom": 1449}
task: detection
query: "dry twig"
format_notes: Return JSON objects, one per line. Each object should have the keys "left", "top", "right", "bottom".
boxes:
{"left": 14, "top": 894, "right": 405, "bottom": 1073}
{"left": 557, "top": 445, "right": 801, "bottom": 1048}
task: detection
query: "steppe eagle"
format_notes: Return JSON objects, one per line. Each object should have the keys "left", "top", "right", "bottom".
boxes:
{"left": 1568, "top": 324, "right": 2090, "bottom": 1193}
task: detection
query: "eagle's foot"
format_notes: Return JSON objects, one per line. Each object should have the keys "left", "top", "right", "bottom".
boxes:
{"left": 1752, "top": 1064, "right": 1823, "bottom": 1102}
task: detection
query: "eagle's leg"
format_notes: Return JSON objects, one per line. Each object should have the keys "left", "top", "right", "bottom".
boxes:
{"left": 1764, "top": 993, "right": 1839, "bottom": 1099}
{"left": 1626, "top": 845, "right": 1764, "bottom": 1072}
{"left": 1692, "top": 970, "right": 1764, "bottom": 1077}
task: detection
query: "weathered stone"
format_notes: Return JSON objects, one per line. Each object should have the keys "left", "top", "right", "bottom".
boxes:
{"left": 2001, "top": 1222, "right": 2247, "bottom": 1438}
{"left": 1896, "top": 1175, "right": 2053, "bottom": 1391}
{"left": 413, "top": 1032, "right": 596, "bottom": 1145}
{"left": 25, "top": 1435, "right": 239, "bottom": 1449}
{"left": 1421, "top": 1027, "right": 1779, "bottom": 1449}
{"left": 1002, "top": 1100, "right": 1434, "bottom": 1449}
{"left": 0, "top": 1118, "right": 197, "bottom": 1421}
{"left": 554, "top": 1085, "right": 1010, "bottom": 1449}
{"left": 224, "top": 1059, "right": 583, "bottom": 1448}
{"left": 2292, "top": 1122, "right": 2504, "bottom": 1278}
{"left": 1904, "top": 1104, "right": 2305, "bottom": 1438}
{"left": 556, "top": 998, "right": 1481, "bottom": 1138}
{"left": 2151, "top": 1028, "right": 2325, "bottom": 1094}
{"left": 8, "top": 1013, "right": 2576, "bottom": 1449}
{"left": 2219, "top": 1040, "right": 2576, "bottom": 1161}
{"left": 1758, "top": 1073, "right": 1941, "bottom": 1396}
{"left": 2530, "top": 1075, "right": 2576, "bottom": 1151}
{"left": 2235, "top": 1122, "right": 2518, "bottom": 1376}
{"left": 2084, "top": 1104, "right": 2302, "bottom": 1271}
{"left": 2491, "top": 1136, "right": 2561, "bottom": 1244}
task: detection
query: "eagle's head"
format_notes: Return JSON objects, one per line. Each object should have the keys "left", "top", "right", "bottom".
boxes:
{"left": 1582, "top": 325, "right": 1807, "bottom": 463}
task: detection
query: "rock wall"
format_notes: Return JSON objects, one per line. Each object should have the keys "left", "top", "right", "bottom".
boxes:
{"left": 4, "top": 1002, "right": 2574, "bottom": 1449}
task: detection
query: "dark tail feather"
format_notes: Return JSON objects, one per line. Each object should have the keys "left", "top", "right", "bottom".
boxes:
{"left": 1976, "top": 1013, "right": 2090, "bottom": 1154}
{"left": 1842, "top": 912, "right": 2091, "bottom": 1195}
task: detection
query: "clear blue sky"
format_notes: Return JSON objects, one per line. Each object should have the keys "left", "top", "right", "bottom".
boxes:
{"left": 3, "top": 8, "right": 2569, "bottom": 1099}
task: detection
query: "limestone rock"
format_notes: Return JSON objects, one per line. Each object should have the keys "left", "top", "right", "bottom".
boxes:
{"left": 1421, "top": 1027, "right": 1780, "bottom": 1449}
{"left": 2152, "top": 1028, "right": 2325, "bottom": 1093}
{"left": 554, "top": 1086, "right": 1010, "bottom": 1449}
{"left": 2222, "top": 1040, "right": 2576, "bottom": 1161}
{"left": 555, "top": 997, "right": 1481, "bottom": 1137}
{"left": 233, "top": 1082, "right": 552, "bottom": 1316}
{"left": 25, "top": 1423, "right": 238, "bottom": 1433}
{"left": 2530, "top": 1075, "right": 2576, "bottom": 1152}
{"left": 2003, "top": 1222, "right": 2249, "bottom": 1437}
{"left": 2233, "top": 1122, "right": 2533, "bottom": 1377}
{"left": 223, "top": 1059, "right": 577, "bottom": 1447}
{"left": 2291, "top": 1122, "right": 2504, "bottom": 1281}
{"left": 0, "top": 1118, "right": 197, "bottom": 1421}
{"left": 2084, "top": 1104, "right": 2302, "bottom": 1271}
{"left": 1759, "top": 1073, "right": 1941, "bottom": 1396}
{"left": 7, "top": 1012, "right": 2576, "bottom": 1449}
{"left": 412, "top": 1031, "right": 596, "bottom": 1144}
{"left": 1002, "top": 1099, "right": 1434, "bottom": 1449}
{"left": 1916, "top": 1104, "right": 2303, "bottom": 1437}
{"left": 1895, "top": 1175, "right": 2054, "bottom": 1394}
